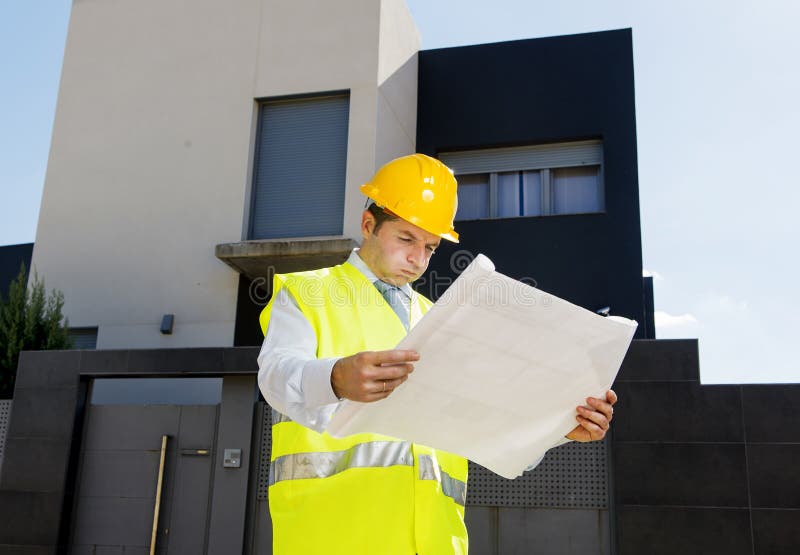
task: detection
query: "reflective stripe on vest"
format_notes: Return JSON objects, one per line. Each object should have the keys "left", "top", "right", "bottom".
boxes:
{"left": 270, "top": 410, "right": 466, "bottom": 504}
{"left": 418, "top": 454, "right": 467, "bottom": 506}
{"left": 270, "top": 440, "right": 414, "bottom": 485}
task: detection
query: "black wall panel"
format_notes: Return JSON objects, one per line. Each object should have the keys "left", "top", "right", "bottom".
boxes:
{"left": 0, "top": 242, "right": 33, "bottom": 298}
{"left": 616, "top": 507, "right": 752, "bottom": 555}
{"left": 614, "top": 341, "right": 800, "bottom": 554}
{"left": 417, "top": 29, "right": 645, "bottom": 333}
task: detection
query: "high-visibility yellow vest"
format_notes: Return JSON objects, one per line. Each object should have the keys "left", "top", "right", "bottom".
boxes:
{"left": 260, "top": 261, "right": 469, "bottom": 555}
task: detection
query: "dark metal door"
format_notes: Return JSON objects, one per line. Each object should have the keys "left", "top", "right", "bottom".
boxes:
{"left": 69, "top": 404, "right": 219, "bottom": 554}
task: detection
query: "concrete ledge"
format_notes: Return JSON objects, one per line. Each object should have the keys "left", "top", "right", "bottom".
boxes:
{"left": 215, "top": 236, "right": 358, "bottom": 280}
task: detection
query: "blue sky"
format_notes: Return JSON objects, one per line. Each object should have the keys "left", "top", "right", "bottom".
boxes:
{"left": 1, "top": 0, "right": 798, "bottom": 383}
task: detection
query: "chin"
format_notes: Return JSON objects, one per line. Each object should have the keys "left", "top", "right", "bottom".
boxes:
{"left": 387, "top": 275, "right": 409, "bottom": 286}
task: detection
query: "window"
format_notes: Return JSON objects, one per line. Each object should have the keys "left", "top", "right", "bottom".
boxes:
{"left": 90, "top": 378, "right": 222, "bottom": 405}
{"left": 250, "top": 93, "right": 350, "bottom": 239}
{"left": 440, "top": 141, "right": 604, "bottom": 221}
{"left": 68, "top": 327, "right": 98, "bottom": 350}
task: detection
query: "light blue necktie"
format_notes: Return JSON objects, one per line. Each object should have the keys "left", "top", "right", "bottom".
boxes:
{"left": 374, "top": 280, "right": 409, "bottom": 330}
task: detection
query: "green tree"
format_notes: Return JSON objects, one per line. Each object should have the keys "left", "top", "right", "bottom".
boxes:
{"left": 0, "top": 263, "right": 72, "bottom": 398}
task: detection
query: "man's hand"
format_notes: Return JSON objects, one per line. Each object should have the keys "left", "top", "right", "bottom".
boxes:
{"left": 566, "top": 390, "right": 617, "bottom": 442}
{"left": 331, "top": 350, "right": 419, "bottom": 402}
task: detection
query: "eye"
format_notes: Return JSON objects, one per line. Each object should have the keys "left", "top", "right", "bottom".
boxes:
{"left": 399, "top": 236, "right": 412, "bottom": 243}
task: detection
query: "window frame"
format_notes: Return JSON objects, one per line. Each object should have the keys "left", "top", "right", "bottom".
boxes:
{"left": 440, "top": 140, "right": 605, "bottom": 221}
{"left": 248, "top": 90, "right": 351, "bottom": 240}
{"left": 68, "top": 326, "right": 98, "bottom": 350}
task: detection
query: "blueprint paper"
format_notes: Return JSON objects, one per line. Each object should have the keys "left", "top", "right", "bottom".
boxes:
{"left": 327, "top": 254, "right": 637, "bottom": 479}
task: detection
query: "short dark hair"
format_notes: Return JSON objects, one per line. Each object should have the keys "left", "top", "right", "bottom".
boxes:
{"left": 366, "top": 202, "right": 400, "bottom": 234}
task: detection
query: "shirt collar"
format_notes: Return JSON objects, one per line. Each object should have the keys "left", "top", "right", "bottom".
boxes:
{"left": 347, "top": 248, "right": 413, "bottom": 300}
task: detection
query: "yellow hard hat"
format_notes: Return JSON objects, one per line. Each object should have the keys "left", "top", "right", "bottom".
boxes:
{"left": 360, "top": 154, "right": 460, "bottom": 242}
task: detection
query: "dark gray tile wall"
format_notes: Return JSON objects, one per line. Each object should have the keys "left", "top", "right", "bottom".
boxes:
{"left": 0, "top": 347, "right": 259, "bottom": 554}
{"left": 615, "top": 443, "right": 749, "bottom": 507}
{"left": 613, "top": 340, "right": 800, "bottom": 555}
{"left": 0, "top": 546, "right": 56, "bottom": 555}
{"left": 615, "top": 339, "right": 699, "bottom": 381}
{"left": 751, "top": 509, "right": 800, "bottom": 555}
{"left": 0, "top": 350, "right": 83, "bottom": 554}
{"left": 612, "top": 381, "right": 743, "bottom": 442}
{"left": 742, "top": 386, "right": 800, "bottom": 443}
{"left": 0, "top": 491, "right": 63, "bottom": 545}
{"left": 616, "top": 507, "right": 752, "bottom": 555}
{"left": 497, "top": 508, "right": 610, "bottom": 555}
{"left": 6, "top": 386, "right": 81, "bottom": 438}
{"left": 464, "top": 506, "right": 610, "bottom": 555}
{"left": 0, "top": 437, "right": 72, "bottom": 492}
{"left": 747, "top": 444, "right": 800, "bottom": 509}
{"left": 464, "top": 506, "right": 498, "bottom": 555}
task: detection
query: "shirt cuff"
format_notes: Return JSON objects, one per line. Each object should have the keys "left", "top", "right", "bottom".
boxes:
{"left": 301, "top": 357, "right": 340, "bottom": 407}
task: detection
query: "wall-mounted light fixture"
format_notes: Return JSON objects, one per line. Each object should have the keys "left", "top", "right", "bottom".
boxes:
{"left": 160, "top": 314, "right": 175, "bottom": 335}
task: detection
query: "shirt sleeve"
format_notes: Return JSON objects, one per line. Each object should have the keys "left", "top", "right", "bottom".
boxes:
{"left": 256, "top": 288, "right": 341, "bottom": 433}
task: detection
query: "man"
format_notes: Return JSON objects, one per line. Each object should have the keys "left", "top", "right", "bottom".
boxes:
{"left": 257, "top": 154, "right": 616, "bottom": 554}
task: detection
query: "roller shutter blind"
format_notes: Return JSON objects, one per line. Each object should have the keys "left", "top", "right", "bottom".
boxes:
{"left": 250, "top": 94, "right": 350, "bottom": 239}
{"left": 68, "top": 327, "right": 98, "bottom": 349}
{"left": 439, "top": 140, "right": 602, "bottom": 175}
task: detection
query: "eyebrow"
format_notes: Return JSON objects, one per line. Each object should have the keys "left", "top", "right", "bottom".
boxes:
{"left": 400, "top": 229, "right": 440, "bottom": 250}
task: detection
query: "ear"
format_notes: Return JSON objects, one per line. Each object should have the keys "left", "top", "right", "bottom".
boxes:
{"left": 361, "top": 209, "right": 375, "bottom": 239}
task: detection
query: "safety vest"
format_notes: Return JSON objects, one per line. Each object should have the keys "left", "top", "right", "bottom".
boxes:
{"left": 260, "top": 261, "right": 469, "bottom": 555}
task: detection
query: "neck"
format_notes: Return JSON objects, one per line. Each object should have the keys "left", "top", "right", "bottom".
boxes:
{"left": 355, "top": 246, "right": 382, "bottom": 280}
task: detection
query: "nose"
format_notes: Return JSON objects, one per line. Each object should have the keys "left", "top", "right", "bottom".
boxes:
{"left": 406, "top": 243, "right": 425, "bottom": 269}
{"left": 407, "top": 243, "right": 427, "bottom": 269}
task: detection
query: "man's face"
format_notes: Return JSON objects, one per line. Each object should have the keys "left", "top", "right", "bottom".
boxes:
{"left": 359, "top": 210, "right": 441, "bottom": 287}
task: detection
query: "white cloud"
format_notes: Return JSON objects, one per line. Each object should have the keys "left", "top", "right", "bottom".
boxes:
{"left": 642, "top": 268, "right": 663, "bottom": 280}
{"left": 654, "top": 310, "right": 698, "bottom": 328}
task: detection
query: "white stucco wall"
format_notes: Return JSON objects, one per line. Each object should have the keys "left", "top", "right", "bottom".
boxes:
{"left": 376, "top": 0, "right": 420, "bottom": 166}
{"left": 31, "top": 0, "right": 420, "bottom": 348}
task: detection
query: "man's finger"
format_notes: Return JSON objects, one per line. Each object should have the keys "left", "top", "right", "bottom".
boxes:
{"left": 372, "top": 375, "right": 407, "bottom": 394}
{"left": 364, "top": 387, "right": 396, "bottom": 402}
{"left": 368, "top": 349, "right": 420, "bottom": 365}
{"left": 373, "top": 363, "right": 414, "bottom": 380}
{"left": 577, "top": 415, "right": 606, "bottom": 439}
{"left": 577, "top": 406, "right": 610, "bottom": 430}
{"left": 363, "top": 391, "right": 389, "bottom": 402}
{"left": 587, "top": 397, "right": 614, "bottom": 418}
{"left": 606, "top": 389, "right": 618, "bottom": 405}
{"left": 385, "top": 375, "right": 408, "bottom": 390}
